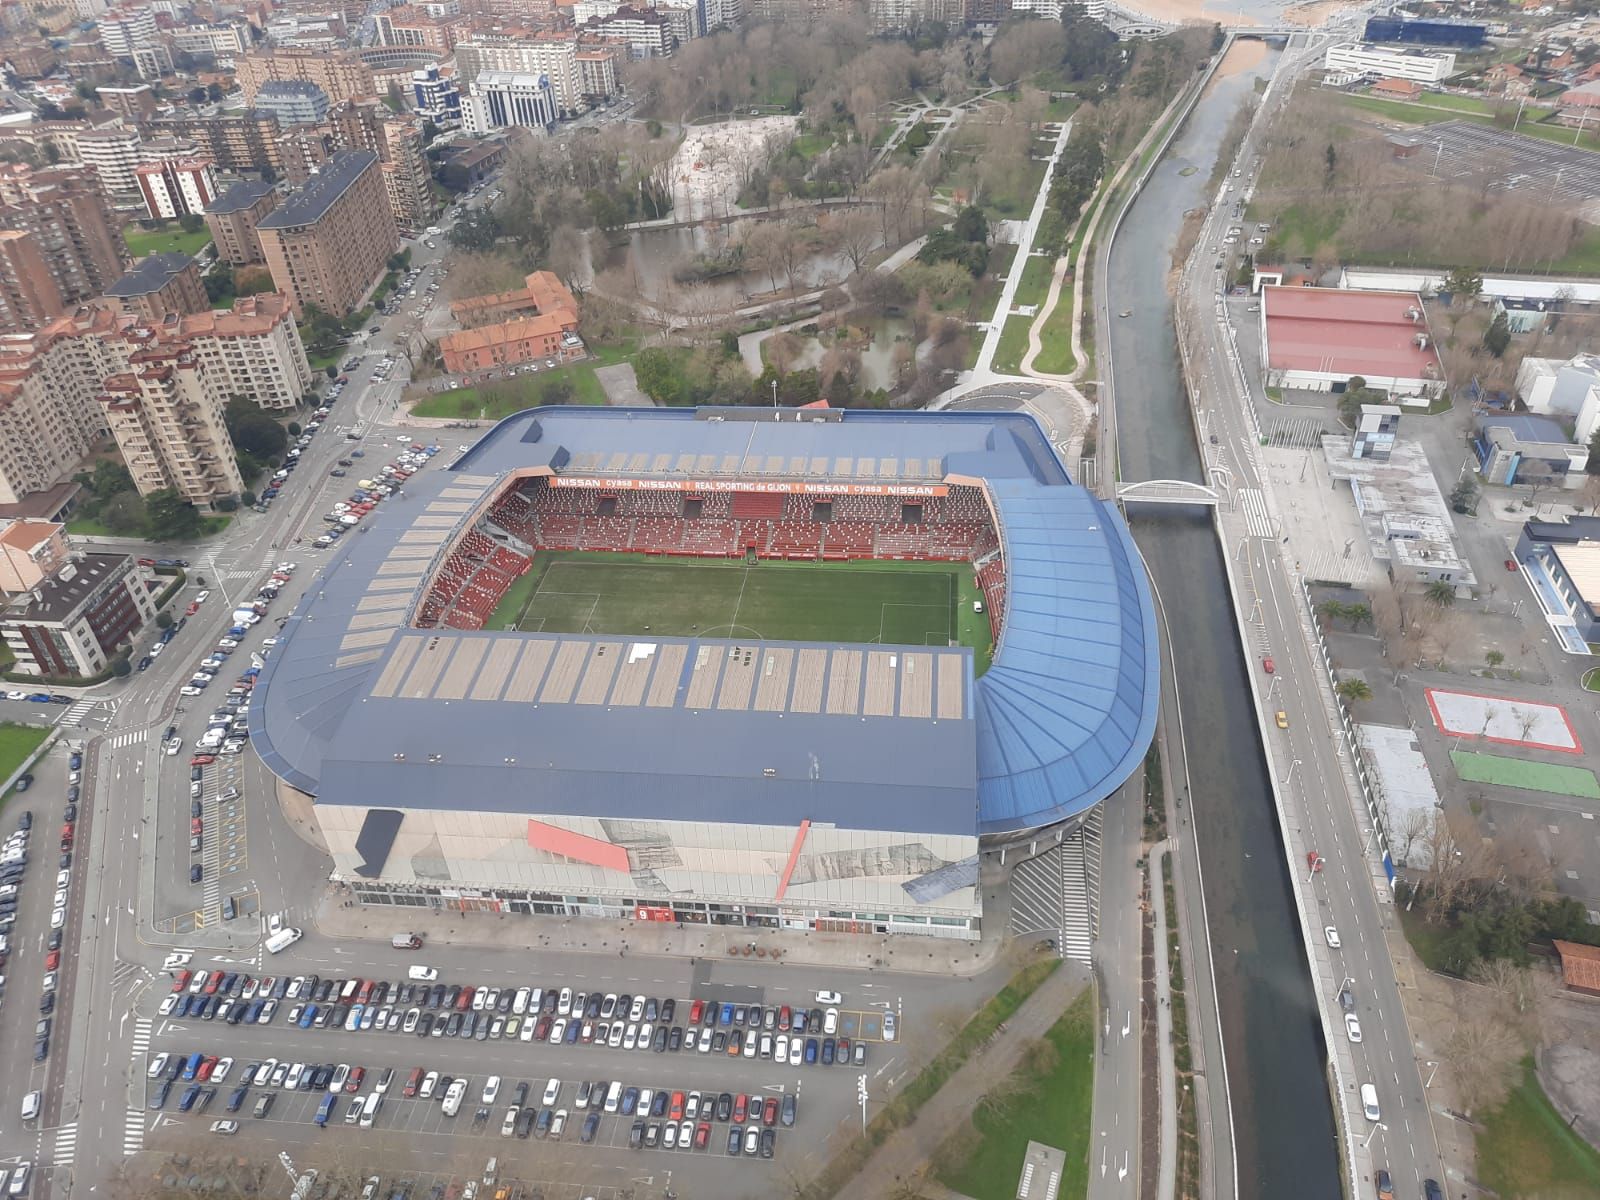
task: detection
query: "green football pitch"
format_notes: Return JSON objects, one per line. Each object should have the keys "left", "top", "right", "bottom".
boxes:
{"left": 487, "top": 551, "right": 994, "bottom": 667}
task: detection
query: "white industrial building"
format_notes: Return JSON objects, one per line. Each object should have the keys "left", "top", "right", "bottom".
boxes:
{"left": 1323, "top": 42, "right": 1458, "bottom": 83}
{"left": 461, "top": 71, "right": 558, "bottom": 136}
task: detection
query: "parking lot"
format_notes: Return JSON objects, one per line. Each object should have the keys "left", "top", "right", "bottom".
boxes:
{"left": 1402, "top": 119, "right": 1600, "bottom": 221}
{"left": 139, "top": 964, "right": 900, "bottom": 1186}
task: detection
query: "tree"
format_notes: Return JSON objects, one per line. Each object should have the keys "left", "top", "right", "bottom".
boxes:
{"left": 241, "top": 490, "right": 256, "bottom": 507}
{"left": 144, "top": 489, "right": 202, "bottom": 542}
{"left": 111, "top": 657, "right": 131, "bottom": 678}
{"left": 1442, "top": 267, "right": 1483, "bottom": 303}
{"left": 1520, "top": 460, "right": 1557, "bottom": 507}
{"left": 1424, "top": 580, "right": 1456, "bottom": 609}
{"left": 1483, "top": 311, "right": 1512, "bottom": 358}
{"left": 178, "top": 213, "right": 204, "bottom": 234}
{"left": 215, "top": 496, "right": 238, "bottom": 512}
{"left": 224, "top": 399, "right": 287, "bottom": 460}
{"left": 1439, "top": 1008, "right": 1523, "bottom": 1114}
{"left": 1336, "top": 678, "right": 1372, "bottom": 705}
{"left": 952, "top": 205, "right": 988, "bottom": 245}
{"left": 1449, "top": 476, "right": 1479, "bottom": 514}
{"left": 155, "top": 612, "right": 173, "bottom": 630}
{"left": 1485, "top": 649, "right": 1504, "bottom": 668}
{"left": 287, "top": 422, "right": 301, "bottom": 437}
{"left": 447, "top": 208, "right": 501, "bottom": 252}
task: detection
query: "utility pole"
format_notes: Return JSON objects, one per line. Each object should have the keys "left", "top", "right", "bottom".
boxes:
{"left": 856, "top": 1074, "right": 868, "bottom": 1135}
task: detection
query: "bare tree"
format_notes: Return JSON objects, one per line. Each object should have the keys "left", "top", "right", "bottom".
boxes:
{"left": 831, "top": 208, "right": 880, "bottom": 275}
{"left": 1521, "top": 460, "right": 1558, "bottom": 508}
{"left": 1439, "top": 1007, "right": 1523, "bottom": 1114}
{"left": 1418, "top": 807, "right": 1497, "bottom": 919}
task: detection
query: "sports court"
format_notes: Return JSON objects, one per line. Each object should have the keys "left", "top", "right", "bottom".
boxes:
{"left": 1424, "top": 688, "right": 1581, "bottom": 754}
{"left": 1450, "top": 751, "right": 1600, "bottom": 800}
{"left": 488, "top": 551, "right": 994, "bottom": 668}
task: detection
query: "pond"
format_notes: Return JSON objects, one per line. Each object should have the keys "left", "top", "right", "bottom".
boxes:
{"left": 750, "top": 316, "right": 919, "bottom": 393}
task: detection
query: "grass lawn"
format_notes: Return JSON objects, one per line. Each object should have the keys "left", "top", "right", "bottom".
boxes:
{"left": 1013, "top": 252, "right": 1056, "bottom": 311}
{"left": 0, "top": 723, "right": 51, "bottom": 808}
{"left": 123, "top": 225, "right": 213, "bottom": 259}
{"left": 935, "top": 988, "right": 1094, "bottom": 1200}
{"left": 490, "top": 551, "right": 994, "bottom": 669}
{"left": 411, "top": 366, "right": 609, "bottom": 419}
{"left": 1582, "top": 666, "right": 1600, "bottom": 693}
{"left": 1033, "top": 298, "right": 1077, "bottom": 375}
{"left": 308, "top": 348, "right": 342, "bottom": 373}
{"left": 791, "top": 131, "right": 836, "bottom": 160}
{"left": 66, "top": 513, "right": 228, "bottom": 539}
{"left": 1397, "top": 904, "right": 1456, "bottom": 974}
{"left": 1553, "top": 227, "right": 1600, "bottom": 275}
{"left": 1477, "top": 1058, "right": 1600, "bottom": 1198}
{"left": 993, "top": 312, "right": 1033, "bottom": 375}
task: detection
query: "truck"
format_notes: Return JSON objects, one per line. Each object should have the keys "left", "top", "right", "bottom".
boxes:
{"left": 265, "top": 927, "right": 303, "bottom": 954}
{"left": 391, "top": 933, "right": 423, "bottom": 950}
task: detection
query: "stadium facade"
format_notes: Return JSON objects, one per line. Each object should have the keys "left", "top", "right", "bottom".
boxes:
{"left": 252, "top": 406, "right": 1160, "bottom": 939}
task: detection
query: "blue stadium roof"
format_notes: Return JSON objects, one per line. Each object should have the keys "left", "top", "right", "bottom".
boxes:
{"left": 251, "top": 406, "right": 1159, "bottom": 839}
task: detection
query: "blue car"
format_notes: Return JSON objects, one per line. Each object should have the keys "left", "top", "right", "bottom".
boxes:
{"left": 720, "top": 1002, "right": 735, "bottom": 1026}
{"left": 804, "top": 1037, "right": 819, "bottom": 1064}
{"left": 149, "top": 1080, "right": 173, "bottom": 1110}
{"left": 245, "top": 999, "right": 265, "bottom": 1023}
{"left": 182, "top": 1051, "right": 205, "bottom": 1081}
{"left": 178, "top": 1085, "right": 201, "bottom": 1113}
{"left": 564, "top": 1019, "right": 580, "bottom": 1045}
{"left": 298, "top": 1004, "right": 319, "bottom": 1029}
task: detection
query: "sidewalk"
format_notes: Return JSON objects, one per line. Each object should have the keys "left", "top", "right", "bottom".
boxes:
{"left": 311, "top": 890, "right": 1006, "bottom": 979}
{"left": 833, "top": 964, "right": 1089, "bottom": 1200}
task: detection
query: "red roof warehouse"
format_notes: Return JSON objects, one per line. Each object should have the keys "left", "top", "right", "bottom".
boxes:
{"left": 1259, "top": 286, "right": 1445, "bottom": 401}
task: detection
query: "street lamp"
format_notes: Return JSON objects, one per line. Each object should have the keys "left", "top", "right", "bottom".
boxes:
{"left": 1362, "top": 1121, "right": 1386, "bottom": 1149}
{"left": 1280, "top": 758, "right": 1302, "bottom": 787}
{"left": 856, "top": 1074, "right": 868, "bottom": 1135}
{"left": 1425, "top": 1061, "right": 1438, "bottom": 1088}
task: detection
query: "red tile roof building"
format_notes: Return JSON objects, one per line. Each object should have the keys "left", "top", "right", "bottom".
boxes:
{"left": 439, "top": 270, "right": 581, "bottom": 373}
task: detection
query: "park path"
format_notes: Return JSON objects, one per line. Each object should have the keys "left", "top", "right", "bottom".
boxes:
{"left": 834, "top": 964, "right": 1089, "bottom": 1200}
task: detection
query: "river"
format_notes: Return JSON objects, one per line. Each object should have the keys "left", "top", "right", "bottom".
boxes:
{"left": 1105, "top": 42, "right": 1343, "bottom": 1200}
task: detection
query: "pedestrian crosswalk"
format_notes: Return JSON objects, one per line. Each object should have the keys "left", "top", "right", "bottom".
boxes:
{"left": 107, "top": 729, "right": 146, "bottom": 750}
{"left": 130, "top": 1016, "right": 152, "bottom": 1057}
{"left": 1239, "top": 488, "right": 1274, "bottom": 538}
{"left": 50, "top": 1122, "right": 77, "bottom": 1167}
{"left": 123, "top": 1108, "right": 145, "bottom": 1156}
{"left": 62, "top": 700, "right": 95, "bottom": 724}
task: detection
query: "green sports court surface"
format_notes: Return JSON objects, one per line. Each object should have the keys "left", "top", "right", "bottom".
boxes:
{"left": 1450, "top": 750, "right": 1600, "bottom": 799}
{"left": 488, "top": 551, "right": 994, "bottom": 671}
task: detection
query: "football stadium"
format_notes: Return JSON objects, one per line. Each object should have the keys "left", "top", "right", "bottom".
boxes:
{"left": 252, "top": 405, "right": 1159, "bottom": 939}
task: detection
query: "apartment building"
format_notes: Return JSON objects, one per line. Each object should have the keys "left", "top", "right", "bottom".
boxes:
{"left": 143, "top": 111, "right": 285, "bottom": 177}
{"left": 378, "top": 117, "right": 436, "bottom": 236}
{"left": 0, "top": 165, "right": 126, "bottom": 306}
{"left": 164, "top": 292, "right": 312, "bottom": 412}
{"left": 412, "top": 63, "right": 463, "bottom": 126}
{"left": 170, "top": 22, "right": 253, "bottom": 57}
{"left": 97, "top": 3, "right": 157, "bottom": 56}
{"left": 0, "top": 310, "right": 123, "bottom": 505}
{"left": 101, "top": 332, "right": 243, "bottom": 506}
{"left": 133, "top": 158, "right": 216, "bottom": 220}
{"left": 575, "top": 46, "right": 621, "bottom": 101}
{"left": 257, "top": 150, "right": 398, "bottom": 317}
{"left": 236, "top": 48, "right": 377, "bottom": 105}
{"left": 743, "top": 0, "right": 849, "bottom": 19}
{"left": 101, "top": 253, "right": 208, "bottom": 322}
{"left": 0, "top": 232, "right": 65, "bottom": 334}
{"left": 0, "top": 545, "right": 156, "bottom": 678}
{"left": 455, "top": 31, "right": 583, "bottom": 113}
{"left": 375, "top": 5, "right": 466, "bottom": 51}
{"left": 204, "top": 179, "right": 278, "bottom": 266}
{"left": 95, "top": 84, "right": 157, "bottom": 120}
{"left": 0, "top": 519, "right": 70, "bottom": 593}
{"left": 582, "top": 8, "right": 676, "bottom": 58}
{"left": 76, "top": 125, "right": 144, "bottom": 198}
{"left": 255, "top": 80, "right": 332, "bottom": 126}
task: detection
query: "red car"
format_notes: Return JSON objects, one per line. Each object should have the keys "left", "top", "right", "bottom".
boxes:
{"left": 185, "top": 602, "right": 200, "bottom": 617}
{"left": 403, "top": 1067, "right": 423, "bottom": 1098}
{"left": 45, "top": 949, "right": 60, "bottom": 971}
{"left": 345, "top": 1067, "right": 366, "bottom": 1093}
{"left": 204, "top": 972, "right": 223, "bottom": 995}
{"left": 689, "top": 999, "right": 704, "bottom": 1025}
{"left": 190, "top": 755, "right": 215, "bottom": 766}
{"left": 694, "top": 1121, "right": 712, "bottom": 1150}
{"left": 733, "top": 1094, "right": 747, "bottom": 1122}
{"left": 1505, "top": 558, "right": 1519, "bottom": 572}
{"left": 763, "top": 1097, "right": 779, "bottom": 1126}
{"left": 137, "top": 557, "right": 155, "bottom": 567}
{"left": 191, "top": 818, "right": 203, "bottom": 835}
{"left": 778, "top": 1005, "right": 791, "bottom": 1029}
{"left": 196, "top": 1056, "right": 218, "bottom": 1082}
{"left": 669, "top": 1091, "right": 685, "bottom": 1122}
{"left": 171, "top": 969, "right": 191, "bottom": 993}
{"left": 337, "top": 375, "right": 349, "bottom": 384}
{"left": 1262, "top": 657, "right": 1274, "bottom": 674}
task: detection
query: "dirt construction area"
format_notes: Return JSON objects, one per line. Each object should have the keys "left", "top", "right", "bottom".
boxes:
{"left": 672, "top": 115, "right": 797, "bottom": 220}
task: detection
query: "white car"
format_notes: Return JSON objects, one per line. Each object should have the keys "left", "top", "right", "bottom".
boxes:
{"left": 501, "top": 1107, "right": 518, "bottom": 1137}
{"left": 159, "top": 994, "right": 180, "bottom": 1016}
{"left": 883, "top": 1012, "right": 897, "bottom": 1042}
{"left": 1344, "top": 1013, "right": 1362, "bottom": 1043}
{"left": 5, "top": 690, "right": 26, "bottom": 701}
{"left": 50, "top": 906, "right": 64, "bottom": 929}
{"left": 788, "top": 1037, "right": 803, "bottom": 1066}
{"left": 481, "top": 1076, "right": 500, "bottom": 1105}
{"left": 213, "top": 1057, "right": 234, "bottom": 1083}
{"left": 195, "top": 590, "right": 211, "bottom": 604}
{"left": 815, "top": 990, "right": 843, "bottom": 1005}
{"left": 210, "top": 1120, "right": 238, "bottom": 1135}
{"left": 542, "top": 1079, "right": 561, "bottom": 1107}
{"left": 148, "top": 1052, "right": 170, "bottom": 1079}
{"left": 823, "top": 1008, "right": 839, "bottom": 1035}
{"left": 1325, "top": 926, "right": 1341, "bottom": 948}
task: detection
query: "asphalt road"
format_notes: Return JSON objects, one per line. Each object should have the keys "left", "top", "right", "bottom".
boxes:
{"left": 1176, "top": 38, "right": 1447, "bottom": 1199}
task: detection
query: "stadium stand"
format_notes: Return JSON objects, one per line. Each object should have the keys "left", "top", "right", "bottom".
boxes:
{"left": 419, "top": 479, "right": 1009, "bottom": 636}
